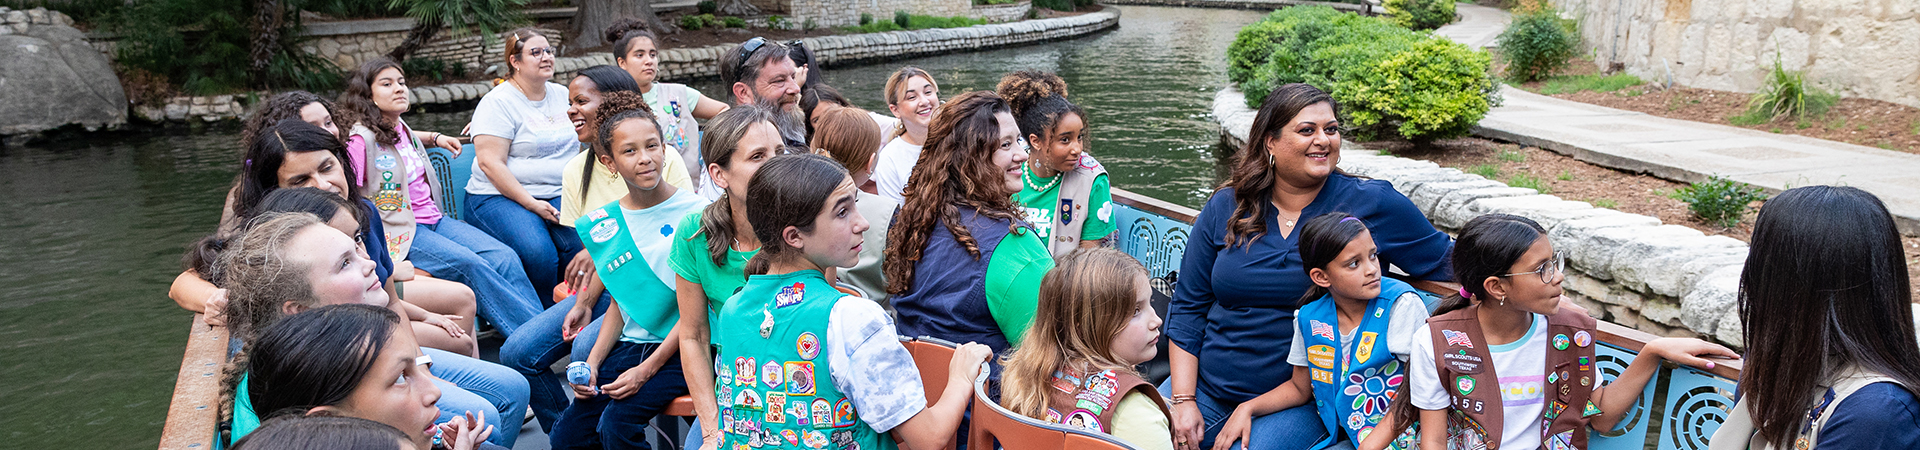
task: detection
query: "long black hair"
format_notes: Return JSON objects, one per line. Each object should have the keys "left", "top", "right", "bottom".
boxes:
{"left": 742, "top": 154, "right": 850, "bottom": 276}
{"left": 1738, "top": 186, "right": 1920, "bottom": 447}
{"left": 1296, "top": 211, "right": 1371, "bottom": 304}
{"left": 231, "top": 415, "right": 409, "bottom": 450}
{"left": 243, "top": 304, "right": 405, "bottom": 421}
{"left": 235, "top": 119, "right": 359, "bottom": 224}
{"left": 1431, "top": 214, "right": 1547, "bottom": 316}
{"left": 242, "top": 91, "right": 337, "bottom": 151}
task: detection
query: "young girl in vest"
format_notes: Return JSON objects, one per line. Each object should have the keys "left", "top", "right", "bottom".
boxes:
{"left": 996, "top": 70, "right": 1115, "bottom": 256}
{"left": 713, "top": 153, "right": 993, "bottom": 450}
{"left": 872, "top": 67, "right": 940, "bottom": 203}
{"left": 670, "top": 105, "right": 782, "bottom": 449}
{"left": 336, "top": 57, "right": 546, "bottom": 337}
{"left": 607, "top": 18, "right": 729, "bottom": 195}
{"left": 1214, "top": 212, "right": 1430, "bottom": 450}
{"left": 1707, "top": 186, "right": 1920, "bottom": 449}
{"left": 1001, "top": 247, "right": 1173, "bottom": 450}
{"left": 549, "top": 96, "right": 706, "bottom": 450}
{"left": 1409, "top": 214, "right": 1734, "bottom": 450}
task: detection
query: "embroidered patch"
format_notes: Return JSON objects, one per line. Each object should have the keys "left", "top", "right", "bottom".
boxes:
{"left": 786, "top": 362, "right": 816, "bottom": 396}
{"left": 1311, "top": 320, "right": 1337, "bottom": 340}
{"left": 766, "top": 393, "right": 787, "bottom": 423}
{"left": 1547, "top": 372, "right": 1559, "bottom": 384}
{"left": 1442, "top": 350, "right": 1485, "bottom": 374}
{"left": 1045, "top": 408, "right": 1062, "bottom": 423}
{"left": 1552, "top": 334, "right": 1571, "bottom": 350}
{"left": 781, "top": 429, "right": 799, "bottom": 446}
{"left": 1076, "top": 398, "right": 1106, "bottom": 415}
{"left": 806, "top": 430, "right": 830, "bottom": 449}
{"left": 1547, "top": 430, "right": 1575, "bottom": 450}
{"left": 1058, "top": 198, "right": 1075, "bottom": 225}
{"left": 1077, "top": 154, "right": 1101, "bottom": 170}
{"left": 1346, "top": 411, "right": 1367, "bottom": 430}
{"left": 1308, "top": 345, "right": 1337, "bottom": 369}
{"left": 1456, "top": 376, "right": 1476, "bottom": 395}
{"left": 585, "top": 208, "right": 610, "bottom": 221}
{"left": 736, "top": 357, "right": 756, "bottom": 386}
{"left": 719, "top": 385, "right": 733, "bottom": 405}
{"left": 1085, "top": 371, "right": 1119, "bottom": 396}
{"left": 1442, "top": 329, "right": 1475, "bottom": 348}
{"left": 720, "top": 408, "right": 734, "bottom": 434}
{"left": 1583, "top": 400, "right": 1602, "bottom": 417}
{"left": 1355, "top": 332, "right": 1378, "bottom": 364}
{"left": 809, "top": 398, "right": 833, "bottom": 429}
{"left": 790, "top": 400, "right": 809, "bottom": 424}
{"left": 735, "top": 389, "right": 763, "bottom": 410}
{"left": 776, "top": 282, "right": 806, "bottom": 308}
{"left": 833, "top": 398, "right": 857, "bottom": 427}
{"left": 1051, "top": 369, "right": 1082, "bottom": 394}
{"left": 762, "top": 360, "right": 784, "bottom": 389}
{"left": 1573, "top": 330, "right": 1591, "bottom": 348}
{"left": 796, "top": 332, "right": 820, "bottom": 360}
{"left": 1547, "top": 400, "right": 1567, "bottom": 419}
{"left": 1065, "top": 410, "right": 1101, "bottom": 431}
{"left": 1312, "top": 368, "right": 1335, "bottom": 384}
{"left": 589, "top": 218, "right": 619, "bottom": 243}
{"left": 374, "top": 154, "right": 398, "bottom": 170}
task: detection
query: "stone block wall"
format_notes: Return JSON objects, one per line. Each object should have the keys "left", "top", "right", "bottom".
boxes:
{"left": 1214, "top": 86, "right": 1749, "bottom": 347}
{"left": 782, "top": 0, "right": 974, "bottom": 27}
{"left": 1550, "top": 0, "right": 1920, "bottom": 109}
{"left": 971, "top": 1, "right": 1034, "bottom": 22}
{"left": 652, "top": 9, "right": 1119, "bottom": 81}
{"left": 0, "top": 6, "right": 74, "bottom": 34}
{"left": 299, "top": 21, "right": 567, "bottom": 73}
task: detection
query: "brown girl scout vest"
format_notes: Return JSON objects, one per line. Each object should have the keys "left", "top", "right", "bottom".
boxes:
{"left": 1427, "top": 305, "right": 1598, "bottom": 450}
{"left": 1043, "top": 366, "right": 1171, "bottom": 435}
{"left": 1047, "top": 154, "right": 1112, "bottom": 257}
{"left": 350, "top": 123, "right": 445, "bottom": 262}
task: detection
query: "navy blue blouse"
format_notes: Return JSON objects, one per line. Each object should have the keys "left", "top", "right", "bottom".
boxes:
{"left": 358, "top": 198, "right": 394, "bottom": 285}
{"left": 1166, "top": 173, "right": 1453, "bottom": 403}
{"left": 1817, "top": 382, "right": 1920, "bottom": 448}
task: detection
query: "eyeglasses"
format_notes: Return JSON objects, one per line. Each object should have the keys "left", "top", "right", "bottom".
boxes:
{"left": 524, "top": 47, "right": 556, "bottom": 57}
{"left": 1500, "top": 251, "right": 1566, "bottom": 284}
{"left": 734, "top": 37, "right": 769, "bottom": 77}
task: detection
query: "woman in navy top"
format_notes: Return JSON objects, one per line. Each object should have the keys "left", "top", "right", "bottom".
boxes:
{"left": 1710, "top": 186, "right": 1920, "bottom": 449}
{"left": 1162, "top": 84, "right": 1454, "bottom": 450}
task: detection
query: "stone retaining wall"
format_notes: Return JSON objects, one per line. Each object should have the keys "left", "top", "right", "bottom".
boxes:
{"left": 772, "top": 0, "right": 973, "bottom": 27}
{"left": 300, "top": 22, "right": 568, "bottom": 73}
{"left": 1214, "top": 86, "right": 1749, "bottom": 346}
{"left": 972, "top": 1, "right": 1035, "bottom": 23}
{"left": 1551, "top": 0, "right": 1920, "bottom": 109}
{"left": 0, "top": 6, "right": 74, "bottom": 33}
{"left": 1101, "top": 0, "right": 1377, "bottom": 15}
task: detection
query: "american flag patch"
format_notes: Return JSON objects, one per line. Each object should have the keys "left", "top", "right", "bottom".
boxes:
{"left": 1311, "top": 320, "right": 1336, "bottom": 340}
{"left": 1442, "top": 329, "right": 1474, "bottom": 348}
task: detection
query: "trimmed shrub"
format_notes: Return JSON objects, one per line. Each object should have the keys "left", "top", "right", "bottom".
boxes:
{"left": 723, "top": 16, "right": 747, "bottom": 28}
{"left": 860, "top": 13, "right": 874, "bottom": 25}
{"left": 1384, "top": 0, "right": 1456, "bottom": 31}
{"left": 1676, "top": 175, "right": 1767, "bottom": 227}
{"left": 1227, "top": 6, "right": 1498, "bottom": 142}
{"left": 679, "top": 14, "right": 708, "bottom": 30}
{"left": 1497, "top": 10, "right": 1578, "bottom": 82}
{"left": 697, "top": 0, "right": 718, "bottom": 14}
{"left": 894, "top": 10, "right": 911, "bottom": 29}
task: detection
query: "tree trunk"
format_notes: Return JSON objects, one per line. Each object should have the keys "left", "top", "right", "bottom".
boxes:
{"left": 387, "top": 21, "right": 442, "bottom": 63}
{"left": 247, "top": 0, "right": 285, "bottom": 88}
{"left": 571, "top": 0, "right": 675, "bottom": 49}
{"left": 716, "top": 0, "right": 760, "bottom": 16}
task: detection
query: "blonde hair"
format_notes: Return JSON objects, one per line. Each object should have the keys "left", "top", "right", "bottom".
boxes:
{"left": 882, "top": 67, "right": 935, "bottom": 141}
{"left": 998, "top": 248, "right": 1151, "bottom": 419}
{"left": 216, "top": 212, "right": 328, "bottom": 340}
{"left": 808, "top": 106, "right": 882, "bottom": 173}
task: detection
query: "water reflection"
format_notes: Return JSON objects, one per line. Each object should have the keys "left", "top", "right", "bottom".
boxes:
{"left": 0, "top": 5, "right": 1261, "bottom": 446}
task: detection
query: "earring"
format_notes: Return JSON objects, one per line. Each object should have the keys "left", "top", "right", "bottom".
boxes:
{"left": 1267, "top": 151, "right": 1275, "bottom": 166}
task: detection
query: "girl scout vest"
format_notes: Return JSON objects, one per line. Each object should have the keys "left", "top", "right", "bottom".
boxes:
{"left": 1427, "top": 305, "right": 1597, "bottom": 450}
{"left": 649, "top": 83, "right": 705, "bottom": 192}
{"left": 1044, "top": 154, "right": 1111, "bottom": 257}
{"left": 713, "top": 271, "right": 892, "bottom": 450}
{"left": 1043, "top": 366, "right": 1170, "bottom": 435}
{"left": 890, "top": 207, "right": 1027, "bottom": 353}
{"left": 1709, "top": 366, "right": 1907, "bottom": 450}
{"left": 574, "top": 200, "right": 692, "bottom": 339}
{"left": 1298, "top": 278, "right": 1421, "bottom": 450}
{"left": 350, "top": 123, "right": 444, "bottom": 262}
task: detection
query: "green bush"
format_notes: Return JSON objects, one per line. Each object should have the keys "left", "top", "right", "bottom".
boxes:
{"left": 1733, "top": 55, "right": 1837, "bottom": 124}
{"left": 1034, "top": 0, "right": 1073, "bottom": 11}
{"left": 1676, "top": 175, "right": 1766, "bottom": 227}
{"left": 106, "top": 0, "right": 343, "bottom": 94}
{"left": 768, "top": 15, "right": 788, "bottom": 30}
{"left": 1227, "top": 6, "right": 1498, "bottom": 142}
{"left": 860, "top": 12, "right": 874, "bottom": 25}
{"left": 1536, "top": 73, "right": 1643, "bottom": 95}
{"left": 722, "top": 16, "right": 746, "bottom": 28}
{"left": 679, "top": 14, "right": 708, "bottom": 30}
{"left": 697, "top": 0, "right": 717, "bottom": 14}
{"left": 894, "top": 10, "right": 911, "bottom": 28}
{"left": 1384, "top": 0, "right": 1456, "bottom": 31}
{"left": 1497, "top": 10, "right": 1578, "bottom": 82}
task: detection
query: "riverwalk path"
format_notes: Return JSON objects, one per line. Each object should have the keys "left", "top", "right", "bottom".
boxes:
{"left": 1437, "top": 3, "right": 1920, "bottom": 233}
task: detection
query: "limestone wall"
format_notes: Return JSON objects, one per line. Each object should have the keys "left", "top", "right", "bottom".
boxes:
{"left": 972, "top": 1, "right": 1034, "bottom": 23}
{"left": 771, "top": 0, "right": 974, "bottom": 27}
{"left": 1101, "top": 0, "right": 1379, "bottom": 15}
{"left": 300, "top": 20, "right": 568, "bottom": 73}
{"left": 1550, "top": 0, "right": 1920, "bottom": 109}
{"left": 1214, "top": 86, "right": 1750, "bottom": 346}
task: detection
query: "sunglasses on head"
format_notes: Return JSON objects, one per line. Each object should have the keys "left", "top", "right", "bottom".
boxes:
{"left": 734, "top": 37, "right": 769, "bottom": 78}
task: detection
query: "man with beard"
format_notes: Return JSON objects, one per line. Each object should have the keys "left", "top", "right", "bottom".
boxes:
{"left": 718, "top": 37, "right": 807, "bottom": 149}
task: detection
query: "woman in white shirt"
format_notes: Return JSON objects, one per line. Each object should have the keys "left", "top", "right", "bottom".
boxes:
{"left": 466, "top": 28, "right": 588, "bottom": 300}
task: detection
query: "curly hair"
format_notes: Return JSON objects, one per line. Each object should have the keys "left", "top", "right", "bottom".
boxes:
{"left": 335, "top": 58, "right": 405, "bottom": 146}
{"left": 592, "top": 91, "right": 663, "bottom": 161}
{"left": 882, "top": 91, "right": 1022, "bottom": 295}
{"left": 215, "top": 212, "right": 327, "bottom": 341}
{"left": 996, "top": 70, "right": 1085, "bottom": 144}
{"left": 241, "top": 91, "right": 337, "bottom": 151}
{"left": 606, "top": 17, "right": 659, "bottom": 64}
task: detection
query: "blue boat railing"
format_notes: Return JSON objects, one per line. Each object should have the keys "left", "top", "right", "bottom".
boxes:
{"left": 158, "top": 157, "right": 1744, "bottom": 450}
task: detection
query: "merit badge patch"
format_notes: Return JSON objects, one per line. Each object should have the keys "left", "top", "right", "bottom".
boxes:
{"left": 589, "top": 219, "right": 619, "bottom": 243}
{"left": 1051, "top": 369, "right": 1082, "bottom": 394}
{"left": 1356, "top": 332, "right": 1378, "bottom": 364}
{"left": 786, "top": 362, "right": 816, "bottom": 396}
{"left": 1077, "top": 153, "right": 1102, "bottom": 170}
{"left": 374, "top": 154, "right": 398, "bottom": 170}
{"left": 1546, "top": 400, "right": 1567, "bottom": 419}
{"left": 781, "top": 429, "right": 799, "bottom": 446}
{"left": 720, "top": 408, "right": 734, "bottom": 434}
{"left": 1086, "top": 371, "right": 1119, "bottom": 396}
{"left": 776, "top": 282, "right": 806, "bottom": 308}
{"left": 790, "top": 401, "right": 809, "bottom": 425}
{"left": 766, "top": 393, "right": 787, "bottom": 423}
{"left": 1065, "top": 410, "right": 1101, "bottom": 432}
{"left": 734, "top": 389, "right": 763, "bottom": 410}
{"left": 1311, "top": 320, "right": 1337, "bottom": 340}
{"left": 809, "top": 398, "right": 833, "bottom": 429}
{"left": 1573, "top": 330, "right": 1591, "bottom": 348}
{"left": 806, "top": 430, "right": 831, "bottom": 449}
{"left": 1308, "top": 345, "right": 1337, "bottom": 369}
{"left": 833, "top": 398, "right": 857, "bottom": 427}
{"left": 1075, "top": 398, "right": 1106, "bottom": 415}
{"left": 1045, "top": 409, "right": 1062, "bottom": 423}
{"left": 762, "top": 360, "right": 784, "bottom": 389}
{"left": 1442, "top": 329, "right": 1475, "bottom": 348}
{"left": 796, "top": 332, "right": 821, "bottom": 360}
{"left": 1553, "top": 334, "right": 1571, "bottom": 350}
{"left": 1583, "top": 401, "right": 1602, "bottom": 417}
{"left": 736, "top": 357, "right": 756, "bottom": 386}
{"left": 1455, "top": 376, "right": 1476, "bottom": 395}
{"left": 1547, "top": 431, "right": 1576, "bottom": 450}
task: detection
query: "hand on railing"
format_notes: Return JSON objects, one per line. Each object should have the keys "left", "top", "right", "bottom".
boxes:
{"left": 202, "top": 289, "right": 229, "bottom": 327}
{"left": 1643, "top": 337, "right": 1740, "bottom": 370}
{"left": 950, "top": 342, "right": 993, "bottom": 388}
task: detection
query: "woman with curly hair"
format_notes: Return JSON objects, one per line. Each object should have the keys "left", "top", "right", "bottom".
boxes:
{"left": 882, "top": 90, "right": 1049, "bottom": 357}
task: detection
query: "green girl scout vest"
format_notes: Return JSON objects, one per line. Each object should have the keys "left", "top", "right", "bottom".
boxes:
{"left": 712, "top": 271, "right": 893, "bottom": 450}
{"left": 1045, "top": 154, "right": 1111, "bottom": 257}
{"left": 574, "top": 197, "right": 700, "bottom": 340}
{"left": 1298, "top": 278, "right": 1421, "bottom": 450}
{"left": 1427, "top": 305, "right": 1598, "bottom": 450}
{"left": 350, "top": 123, "right": 444, "bottom": 262}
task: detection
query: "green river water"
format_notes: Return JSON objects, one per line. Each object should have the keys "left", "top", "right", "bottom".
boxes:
{"left": 0, "top": 5, "right": 1263, "bottom": 446}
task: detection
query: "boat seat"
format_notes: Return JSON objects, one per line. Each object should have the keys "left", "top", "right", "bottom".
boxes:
{"left": 968, "top": 365, "right": 1137, "bottom": 450}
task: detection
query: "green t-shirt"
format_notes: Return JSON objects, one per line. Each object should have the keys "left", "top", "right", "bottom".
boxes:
{"left": 1013, "top": 168, "right": 1115, "bottom": 242}
{"left": 667, "top": 210, "right": 757, "bottom": 324}
{"left": 983, "top": 227, "right": 1053, "bottom": 347}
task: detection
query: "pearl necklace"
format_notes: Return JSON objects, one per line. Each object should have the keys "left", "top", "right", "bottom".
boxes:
{"left": 1023, "top": 161, "right": 1061, "bottom": 192}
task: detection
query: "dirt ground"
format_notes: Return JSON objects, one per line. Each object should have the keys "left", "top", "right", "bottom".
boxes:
{"left": 1365, "top": 138, "right": 1920, "bottom": 300}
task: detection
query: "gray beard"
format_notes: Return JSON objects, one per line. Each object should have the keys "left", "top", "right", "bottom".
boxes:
{"left": 758, "top": 97, "right": 807, "bottom": 149}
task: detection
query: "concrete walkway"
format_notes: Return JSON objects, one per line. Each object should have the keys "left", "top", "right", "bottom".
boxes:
{"left": 1435, "top": 3, "right": 1920, "bottom": 232}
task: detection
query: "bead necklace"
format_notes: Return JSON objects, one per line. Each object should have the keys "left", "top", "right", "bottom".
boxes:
{"left": 1023, "top": 160, "right": 1061, "bottom": 192}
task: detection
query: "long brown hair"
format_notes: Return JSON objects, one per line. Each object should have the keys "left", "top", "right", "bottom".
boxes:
{"left": 1222, "top": 83, "right": 1338, "bottom": 249}
{"left": 808, "top": 106, "right": 882, "bottom": 172}
{"left": 693, "top": 105, "right": 778, "bottom": 266}
{"left": 882, "top": 91, "right": 1020, "bottom": 295}
{"left": 335, "top": 58, "right": 405, "bottom": 146}
{"left": 999, "top": 248, "right": 1150, "bottom": 418}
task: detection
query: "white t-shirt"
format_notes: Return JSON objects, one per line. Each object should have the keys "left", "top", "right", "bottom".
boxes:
{"left": 826, "top": 297, "right": 926, "bottom": 433}
{"left": 1287, "top": 291, "right": 1430, "bottom": 367}
{"left": 869, "top": 112, "right": 900, "bottom": 145}
{"left": 612, "top": 190, "right": 712, "bottom": 344}
{"left": 873, "top": 136, "right": 922, "bottom": 203}
{"left": 1410, "top": 314, "right": 1549, "bottom": 450}
{"left": 466, "top": 81, "right": 581, "bottom": 199}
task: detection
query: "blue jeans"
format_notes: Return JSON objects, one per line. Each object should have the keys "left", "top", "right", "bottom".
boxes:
{"left": 411, "top": 218, "right": 543, "bottom": 336}
{"left": 501, "top": 292, "right": 612, "bottom": 432}
{"left": 427, "top": 347, "right": 530, "bottom": 446}
{"left": 465, "top": 194, "right": 585, "bottom": 303}
{"left": 549, "top": 342, "right": 690, "bottom": 450}
{"left": 1158, "top": 379, "right": 1327, "bottom": 450}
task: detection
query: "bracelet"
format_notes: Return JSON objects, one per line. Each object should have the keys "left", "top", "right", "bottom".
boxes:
{"left": 1169, "top": 394, "right": 1197, "bottom": 405}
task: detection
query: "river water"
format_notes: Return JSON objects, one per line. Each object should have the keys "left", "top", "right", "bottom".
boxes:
{"left": 0, "top": 5, "right": 1263, "bottom": 446}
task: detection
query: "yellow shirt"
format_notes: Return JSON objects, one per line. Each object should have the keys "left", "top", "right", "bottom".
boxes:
{"left": 558, "top": 147, "right": 695, "bottom": 227}
{"left": 1109, "top": 392, "right": 1174, "bottom": 450}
